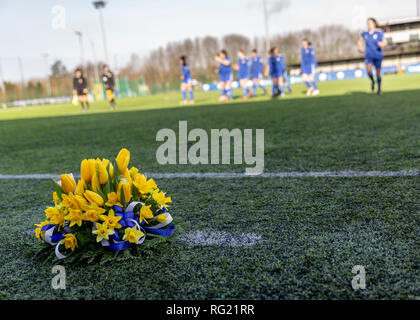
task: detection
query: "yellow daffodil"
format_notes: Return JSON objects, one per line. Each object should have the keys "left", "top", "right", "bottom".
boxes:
{"left": 133, "top": 174, "right": 157, "bottom": 194}
{"left": 123, "top": 227, "right": 144, "bottom": 244}
{"left": 75, "top": 179, "right": 86, "bottom": 196}
{"left": 139, "top": 204, "right": 154, "bottom": 223}
{"left": 100, "top": 209, "right": 122, "bottom": 229}
{"left": 60, "top": 193, "right": 74, "bottom": 208}
{"left": 60, "top": 193, "right": 87, "bottom": 211}
{"left": 129, "top": 166, "right": 139, "bottom": 178}
{"left": 82, "top": 202, "right": 105, "bottom": 222}
{"left": 73, "top": 195, "right": 88, "bottom": 211}
{"left": 92, "top": 222, "right": 114, "bottom": 242}
{"left": 53, "top": 192, "right": 59, "bottom": 204}
{"left": 62, "top": 233, "right": 78, "bottom": 251}
{"left": 105, "top": 192, "right": 122, "bottom": 207}
{"left": 152, "top": 189, "right": 172, "bottom": 207}
{"left": 34, "top": 220, "right": 50, "bottom": 240}
{"left": 156, "top": 214, "right": 168, "bottom": 223}
{"left": 116, "top": 148, "right": 130, "bottom": 174}
{"left": 45, "top": 206, "right": 60, "bottom": 219}
{"left": 49, "top": 209, "right": 65, "bottom": 227}
{"left": 61, "top": 174, "right": 76, "bottom": 194}
{"left": 96, "top": 158, "right": 109, "bottom": 184}
{"left": 65, "top": 208, "right": 83, "bottom": 227}
{"left": 117, "top": 181, "right": 132, "bottom": 203}
{"left": 84, "top": 190, "right": 104, "bottom": 207}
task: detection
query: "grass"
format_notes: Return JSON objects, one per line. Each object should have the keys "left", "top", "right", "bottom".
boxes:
{"left": 0, "top": 74, "right": 419, "bottom": 299}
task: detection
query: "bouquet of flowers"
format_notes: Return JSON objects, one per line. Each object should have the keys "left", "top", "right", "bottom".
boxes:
{"left": 35, "top": 148, "right": 174, "bottom": 260}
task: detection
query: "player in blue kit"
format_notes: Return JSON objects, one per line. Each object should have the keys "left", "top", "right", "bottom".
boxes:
{"left": 251, "top": 49, "right": 267, "bottom": 96}
{"left": 215, "top": 50, "right": 233, "bottom": 102}
{"left": 234, "top": 50, "right": 251, "bottom": 100}
{"left": 358, "top": 18, "right": 387, "bottom": 95}
{"left": 179, "top": 56, "right": 194, "bottom": 104}
{"left": 301, "top": 39, "right": 319, "bottom": 96}
{"left": 265, "top": 47, "right": 286, "bottom": 98}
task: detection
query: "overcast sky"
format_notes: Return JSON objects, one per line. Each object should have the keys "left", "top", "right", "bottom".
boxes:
{"left": 0, "top": 0, "right": 416, "bottom": 81}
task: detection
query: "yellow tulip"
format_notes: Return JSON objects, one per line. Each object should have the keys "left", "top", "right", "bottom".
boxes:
{"left": 61, "top": 174, "right": 76, "bottom": 194}
{"left": 116, "top": 148, "right": 130, "bottom": 174}
{"left": 102, "top": 158, "right": 114, "bottom": 178}
{"left": 84, "top": 190, "right": 104, "bottom": 207}
{"left": 91, "top": 171, "right": 101, "bottom": 193}
{"left": 81, "top": 159, "right": 94, "bottom": 183}
{"left": 96, "top": 159, "right": 108, "bottom": 184}
{"left": 117, "top": 181, "right": 132, "bottom": 203}
{"left": 121, "top": 168, "right": 132, "bottom": 186}
{"left": 75, "top": 179, "right": 86, "bottom": 196}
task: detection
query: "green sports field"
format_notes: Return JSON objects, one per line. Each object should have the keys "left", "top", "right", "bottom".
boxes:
{"left": 0, "top": 74, "right": 419, "bottom": 299}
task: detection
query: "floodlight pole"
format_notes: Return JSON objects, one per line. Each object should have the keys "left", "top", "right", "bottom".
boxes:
{"left": 263, "top": 0, "right": 271, "bottom": 55}
{"left": 17, "top": 56, "right": 26, "bottom": 99}
{"left": 75, "top": 31, "right": 85, "bottom": 70}
{"left": 90, "top": 40, "right": 100, "bottom": 83}
{"left": 93, "top": 1, "right": 110, "bottom": 64}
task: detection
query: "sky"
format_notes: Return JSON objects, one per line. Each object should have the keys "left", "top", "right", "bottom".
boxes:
{"left": 0, "top": 0, "right": 416, "bottom": 81}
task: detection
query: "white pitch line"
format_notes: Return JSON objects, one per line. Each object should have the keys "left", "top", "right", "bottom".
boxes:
{"left": 179, "top": 231, "right": 261, "bottom": 247}
{"left": 0, "top": 170, "right": 418, "bottom": 180}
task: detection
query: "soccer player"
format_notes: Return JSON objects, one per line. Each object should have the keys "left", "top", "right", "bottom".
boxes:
{"left": 283, "top": 68, "right": 292, "bottom": 94}
{"left": 251, "top": 49, "right": 267, "bottom": 96}
{"left": 358, "top": 17, "right": 387, "bottom": 95}
{"left": 301, "top": 39, "right": 319, "bottom": 96}
{"left": 265, "top": 47, "right": 286, "bottom": 98}
{"left": 102, "top": 65, "right": 117, "bottom": 110}
{"left": 214, "top": 50, "right": 233, "bottom": 102}
{"left": 179, "top": 56, "right": 194, "bottom": 104}
{"left": 72, "top": 68, "right": 90, "bottom": 112}
{"left": 234, "top": 50, "right": 251, "bottom": 100}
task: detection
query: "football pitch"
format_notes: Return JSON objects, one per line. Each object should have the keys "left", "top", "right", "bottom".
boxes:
{"left": 0, "top": 74, "right": 419, "bottom": 299}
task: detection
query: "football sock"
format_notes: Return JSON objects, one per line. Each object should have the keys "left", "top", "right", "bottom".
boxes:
{"left": 280, "top": 84, "right": 285, "bottom": 94}
{"left": 368, "top": 73, "right": 375, "bottom": 89}
{"left": 312, "top": 81, "right": 318, "bottom": 90}
{"left": 189, "top": 90, "right": 194, "bottom": 100}
{"left": 260, "top": 83, "right": 267, "bottom": 93}
{"left": 304, "top": 81, "right": 311, "bottom": 89}
{"left": 253, "top": 83, "right": 257, "bottom": 96}
{"left": 181, "top": 90, "right": 187, "bottom": 101}
{"left": 377, "top": 76, "right": 382, "bottom": 91}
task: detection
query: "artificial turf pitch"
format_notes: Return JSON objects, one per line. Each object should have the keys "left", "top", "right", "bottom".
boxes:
{"left": 0, "top": 74, "right": 419, "bottom": 299}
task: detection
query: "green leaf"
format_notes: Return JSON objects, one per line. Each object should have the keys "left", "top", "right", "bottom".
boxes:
{"left": 51, "top": 178, "right": 64, "bottom": 200}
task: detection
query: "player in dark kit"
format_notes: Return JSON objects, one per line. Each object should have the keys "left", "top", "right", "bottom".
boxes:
{"left": 73, "top": 68, "right": 90, "bottom": 112}
{"left": 102, "top": 65, "right": 117, "bottom": 110}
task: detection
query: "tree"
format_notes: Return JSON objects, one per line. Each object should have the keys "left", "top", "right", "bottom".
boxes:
{"left": 51, "top": 60, "right": 67, "bottom": 76}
